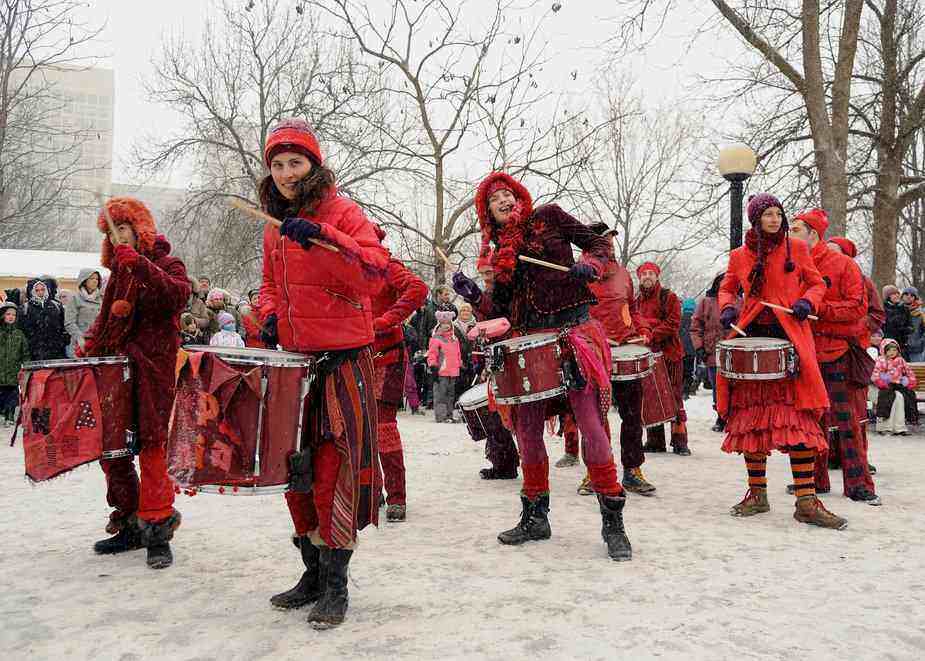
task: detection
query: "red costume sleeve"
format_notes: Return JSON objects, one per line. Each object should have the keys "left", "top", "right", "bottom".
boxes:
{"left": 131, "top": 255, "right": 191, "bottom": 315}
{"left": 817, "top": 259, "right": 867, "bottom": 323}
{"left": 316, "top": 204, "right": 389, "bottom": 291}
{"left": 718, "top": 255, "right": 740, "bottom": 312}
{"left": 793, "top": 241, "right": 826, "bottom": 309}
{"left": 378, "top": 261, "right": 429, "bottom": 328}
{"left": 259, "top": 224, "right": 280, "bottom": 319}
{"left": 648, "top": 290, "right": 681, "bottom": 345}
{"left": 549, "top": 205, "right": 610, "bottom": 276}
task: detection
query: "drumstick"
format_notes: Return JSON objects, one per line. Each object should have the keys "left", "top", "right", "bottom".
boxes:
{"left": 730, "top": 323, "right": 747, "bottom": 337}
{"left": 435, "top": 246, "right": 456, "bottom": 271}
{"left": 95, "top": 190, "right": 123, "bottom": 245}
{"left": 518, "top": 255, "right": 570, "bottom": 272}
{"left": 227, "top": 198, "right": 339, "bottom": 253}
{"left": 760, "top": 300, "right": 818, "bottom": 321}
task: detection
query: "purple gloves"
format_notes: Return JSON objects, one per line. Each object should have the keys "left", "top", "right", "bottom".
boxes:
{"left": 569, "top": 262, "right": 596, "bottom": 283}
{"left": 280, "top": 217, "right": 322, "bottom": 249}
{"left": 452, "top": 271, "right": 482, "bottom": 304}
{"left": 791, "top": 298, "right": 813, "bottom": 321}
{"left": 720, "top": 307, "right": 738, "bottom": 330}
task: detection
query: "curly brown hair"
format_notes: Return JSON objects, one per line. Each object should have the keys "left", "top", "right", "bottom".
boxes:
{"left": 258, "top": 162, "right": 336, "bottom": 220}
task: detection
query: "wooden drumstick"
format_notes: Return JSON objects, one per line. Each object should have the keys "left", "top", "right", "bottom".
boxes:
{"left": 435, "top": 246, "right": 456, "bottom": 271}
{"left": 760, "top": 300, "right": 818, "bottom": 321}
{"left": 227, "top": 198, "right": 339, "bottom": 253}
{"left": 518, "top": 255, "right": 570, "bottom": 272}
{"left": 95, "top": 190, "right": 123, "bottom": 245}
{"left": 730, "top": 323, "right": 747, "bottom": 337}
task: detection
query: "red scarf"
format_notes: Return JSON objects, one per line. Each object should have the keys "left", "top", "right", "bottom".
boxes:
{"left": 743, "top": 226, "right": 786, "bottom": 297}
{"left": 490, "top": 199, "right": 530, "bottom": 285}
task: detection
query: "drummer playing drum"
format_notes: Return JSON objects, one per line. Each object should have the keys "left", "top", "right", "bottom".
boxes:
{"left": 717, "top": 193, "right": 847, "bottom": 530}
{"left": 452, "top": 171, "right": 633, "bottom": 561}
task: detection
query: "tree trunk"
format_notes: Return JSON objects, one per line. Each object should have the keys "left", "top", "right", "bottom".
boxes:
{"left": 871, "top": 164, "right": 901, "bottom": 291}
{"left": 433, "top": 157, "right": 446, "bottom": 286}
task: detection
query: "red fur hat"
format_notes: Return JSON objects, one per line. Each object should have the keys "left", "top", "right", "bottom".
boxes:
{"left": 828, "top": 236, "right": 857, "bottom": 258}
{"left": 264, "top": 118, "right": 323, "bottom": 167}
{"left": 636, "top": 261, "right": 660, "bottom": 277}
{"left": 794, "top": 208, "right": 829, "bottom": 239}
{"left": 97, "top": 197, "right": 157, "bottom": 269}
{"left": 474, "top": 171, "right": 533, "bottom": 262}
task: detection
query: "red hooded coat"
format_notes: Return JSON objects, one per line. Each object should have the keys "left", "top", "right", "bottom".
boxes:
{"left": 632, "top": 283, "right": 683, "bottom": 361}
{"left": 718, "top": 237, "right": 829, "bottom": 415}
{"left": 809, "top": 241, "right": 868, "bottom": 363}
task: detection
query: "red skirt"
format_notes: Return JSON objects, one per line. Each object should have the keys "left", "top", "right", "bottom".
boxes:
{"left": 722, "top": 377, "right": 826, "bottom": 455}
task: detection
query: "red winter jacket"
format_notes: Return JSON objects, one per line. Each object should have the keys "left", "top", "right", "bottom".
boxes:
{"left": 633, "top": 283, "right": 683, "bottom": 362}
{"left": 372, "top": 258, "right": 429, "bottom": 355}
{"left": 862, "top": 275, "right": 885, "bottom": 348}
{"left": 690, "top": 296, "right": 725, "bottom": 367}
{"left": 260, "top": 191, "right": 389, "bottom": 352}
{"left": 241, "top": 312, "right": 264, "bottom": 348}
{"left": 588, "top": 249, "right": 640, "bottom": 344}
{"left": 809, "top": 241, "right": 867, "bottom": 363}
{"left": 718, "top": 237, "right": 828, "bottom": 415}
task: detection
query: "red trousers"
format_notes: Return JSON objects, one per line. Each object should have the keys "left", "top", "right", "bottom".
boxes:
{"left": 101, "top": 443, "right": 175, "bottom": 525}
{"left": 285, "top": 441, "right": 343, "bottom": 544}
{"left": 378, "top": 402, "right": 406, "bottom": 506}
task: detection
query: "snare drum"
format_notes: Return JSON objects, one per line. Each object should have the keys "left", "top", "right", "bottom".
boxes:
{"left": 716, "top": 337, "right": 796, "bottom": 381}
{"left": 167, "top": 346, "right": 314, "bottom": 495}
{"left": 457, "top": 382, "right": 490, "bottom": 441}
{"left": 610, "top": 344, "right": 655, "bottom": 382}
{"left": 489, "top": 333, "right": 566, "bottom": 405}
{"left": 18, "top": 356, "right": 134, "bottom": 482}
{"left": 639, "top": 353, "right": 677, "bottom": 428}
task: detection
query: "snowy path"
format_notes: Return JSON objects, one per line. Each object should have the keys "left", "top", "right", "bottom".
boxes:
{"left": 1, "top": 391, "right": 924, "bottom": 660}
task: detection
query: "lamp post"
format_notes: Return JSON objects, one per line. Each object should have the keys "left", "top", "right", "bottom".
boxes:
{"left": 718, "top": 145, "right": 757, "bottom": 250}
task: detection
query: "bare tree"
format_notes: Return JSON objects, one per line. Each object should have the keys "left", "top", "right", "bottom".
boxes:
{"left": 0, "top": 0, "right": 104, "bottom": 248}
{"left": 133, "top": 0, "right": 418, "bottom": 289}
{"left": 318, "top": 0, "right": 608, "bottom": 284}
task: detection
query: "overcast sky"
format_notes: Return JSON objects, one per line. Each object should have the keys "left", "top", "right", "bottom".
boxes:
{"left": 84, "top": 0, "right": 735, "bottom": 184}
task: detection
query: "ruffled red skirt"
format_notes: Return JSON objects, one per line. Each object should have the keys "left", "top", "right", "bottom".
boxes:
{"left": 722, "top": 377, "right": 826, "bottom": 455}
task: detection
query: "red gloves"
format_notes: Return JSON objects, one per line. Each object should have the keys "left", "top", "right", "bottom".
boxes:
{"left": 373, "top": 317, "right": 393, "bottom": 334}
{"left": 114, "top": 244, "right": 139, "bottom": 268}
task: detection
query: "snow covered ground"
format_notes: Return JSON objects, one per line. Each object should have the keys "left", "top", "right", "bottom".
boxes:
{"left": 2, "top": 390, "right": 924, "bottom": 661}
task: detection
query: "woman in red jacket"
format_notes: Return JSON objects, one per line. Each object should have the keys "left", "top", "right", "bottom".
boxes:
{"left": 718, "top": 193, "right": 846, "bottom": 529}
{"left": 258, "top": 119, "right": 389, "bottom": 628}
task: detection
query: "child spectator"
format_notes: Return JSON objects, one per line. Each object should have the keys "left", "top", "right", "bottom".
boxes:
{"left": 179, "top": 312, "right": 201, "bottom": 346}
{"left": 209, "top": 311, "right": 245, "bottom": 348}
{"left": 0, "top": 302, "right": 29, "bottom": 426}
{"left": 427, "top": 310, "right": 461, "bottom": 423}
{"left": 872, "top": 337, "right": 919, "bottom": 435}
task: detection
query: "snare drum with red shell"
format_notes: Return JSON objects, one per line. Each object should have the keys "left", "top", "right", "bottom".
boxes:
{"left": 639, "top": 353, "right": 677, "bottom": 428}
{"left": 167, "top": 346, "right": 315, "bottom": 495}
{"left": 18, "top": 356, "right": 134, "bottom": 482}
{"left": 488, "top": 332, "right": 566, "bottom": 405}
{"left": 610, "top": 344, "right": 655, "bottom": 382}
{"left": 716, "top": 337, "right": 797, "bottom": 381}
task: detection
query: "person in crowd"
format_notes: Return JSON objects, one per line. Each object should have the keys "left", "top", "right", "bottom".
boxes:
{"left": 427, "top": 310, "right": 462, "bottom": 423}
{"left": 84, "top": 196, "right": 192, "bottom": 568}
{"left": 210, "top": 311, "right": 245, "bottom": 348}
{"left": 790, "top": 209, "right": 877, "bottom": 505}
{"left": 402, "top": 321, "right": 424, "bottom": 415}
{"left": 197, "top": 275, "right": 211, "bottom": 301}
{"left": 411, "top": 285, "right": 457, "bottom": 408}
{"left": 718, "top": 193, "right": 847, "bottom": 529}
{"left": 18, "top": 277, "right": 68, "bottom": 361}
{"left": 179, "top": 312, "right": 201, "bottom": 345}
{"left": 634, "top": 263, "right": 691, "bottom": 455}
{"left": 882, "top": 284, "right": 911, "bottom": 351}
{"left": 902, "top": 287, "right": 925, "bottom": 361}
{"left": 872, "top": 337, "right": 919, "bottom": 435}
{"left": 680, "top": 297, "right": 697, "bottom": 398}
{"left": 370, "top": 225, "right": 429, "bottom": 523}
{"left": 257, "top": 118, "right": 388, "bottom": 628}
{"left": 64, "top": 269, "right": 104, "bottom": 358}
{"left": 238, "top": 303, "right": 264, "bottom": 348}
{"left": 184, "top": 278, "right": 212, "bottom": 343}
{"left": 692, "top": 272, "right": 733, "bottom": 432}
{"left": 452, "top": 170, "right": 632, "bottom": 561}
{"left": 0, "top": 302, "right": 29, "bottom": 426}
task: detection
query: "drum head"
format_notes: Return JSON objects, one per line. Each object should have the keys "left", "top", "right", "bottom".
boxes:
{"left": 185, "top": 345, "right": 310, "bottom": 364}
{"left": 458, "top": 382, "right": 488, "bottom": 409}
{"left": 717, "top": 337, "right": 793, "bottom": 350}
{"left": 610, "top": 344, "right": 652, "bottom": 360}
{"left": 22, "top": 355, "right": 129, "bottom": 371}
{"left": 495, "top": 332, "right": 558, "bottom": 351}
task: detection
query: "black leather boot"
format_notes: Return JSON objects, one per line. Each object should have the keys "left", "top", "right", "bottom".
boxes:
{"left": 93, "top": 517, "right": 143, "bottom": 555}
{"left": 497, "top": 494, "right": 551, "bottom": 545}
{"left": 307, "top": 548, "right": 353, "bottom": 629}
{"left": 138, "top": 509, "right": 181, "bottom": 570}
{"left": 270, "top": 536, "right": 323, "bottom": 609}
{"left": 598, "top": 494, "right": 632, "bottom": 562}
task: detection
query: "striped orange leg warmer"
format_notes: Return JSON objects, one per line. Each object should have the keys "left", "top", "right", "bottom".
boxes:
{"left": 744, "top": 453, "right": 767, "bottom": 491}
{"left": 789, "top": 444, "right": 816, "bottom": 500}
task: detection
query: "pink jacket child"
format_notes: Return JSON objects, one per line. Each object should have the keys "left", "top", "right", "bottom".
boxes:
{"left": 872, "top": 338, "right": 918, "bottom": 389}
{"left": 427, "top": 312, "right": 462, "bottom": 377}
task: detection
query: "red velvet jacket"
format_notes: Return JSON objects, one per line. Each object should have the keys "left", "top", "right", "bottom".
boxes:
{"left": 588, "top": 251, "right": 640, "bottom": 344}
{"left": 260, "top": 191, "right": 389, "bottom": 352}
{"left": 372, "top": 258, "right": 428, "bottom": 354}
{"left": 476, "top": 204, "right": 609, "bottom": 329}
{"left": 718, "top": 237, "right": 828, "bottom": 415}
{"left": 809, "top": 241, "right": 867, "bottom": 363}
{"left": 633, "top": 283, "right": 683, "bottom": 362}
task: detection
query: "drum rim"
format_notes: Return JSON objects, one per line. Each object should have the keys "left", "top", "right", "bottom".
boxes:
{"left": 457, "top": 382, "right": 489, "bottom": 409}
{"left": 610, "top": 345, "right": 652, "bottom": 359}
{"left": 493, "top": 384, "right": 567, "bottom": 405}
{"left": 183, "top": 345, "right": 314, "bottom": 367}
{"left": 717, "top": 338, "right": 793, "bottom": 350}
{"left": 22, "top": 355, "right": 129, "bottom": 370}
{"left": 717, "top": 369, "right": 789, "bottom": 381}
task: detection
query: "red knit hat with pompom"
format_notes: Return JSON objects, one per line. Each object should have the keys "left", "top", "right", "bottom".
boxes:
{"left": 794, "top": 208, "right": 829, "bottom": 239}
{"left": 264, "top": 118, "right": 323, "bottom": 167}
